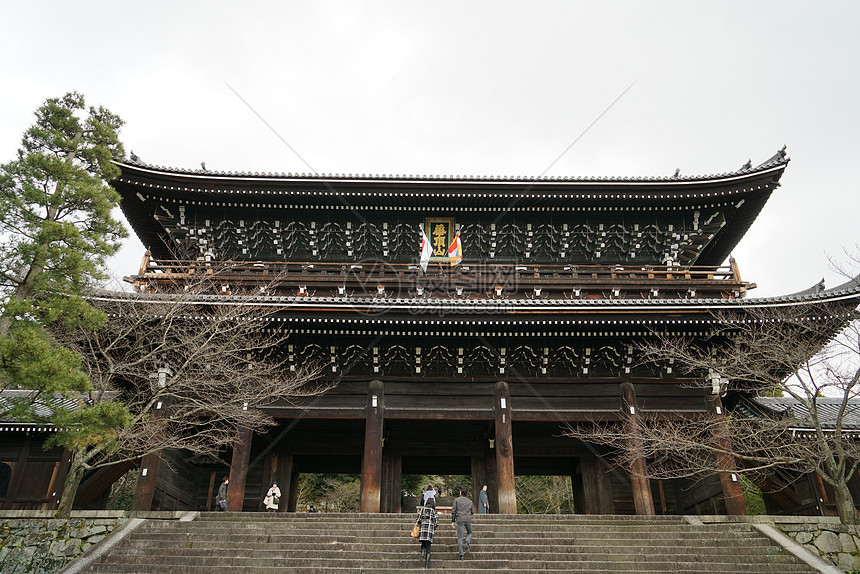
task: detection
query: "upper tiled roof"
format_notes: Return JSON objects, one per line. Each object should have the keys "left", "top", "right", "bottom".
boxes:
{"left": 118, "top": 148, "right": 789, "bottom": 187}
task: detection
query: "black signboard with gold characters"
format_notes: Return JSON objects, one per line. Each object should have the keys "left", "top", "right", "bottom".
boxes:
{"left": 424, "top": 217, "right": 455, "bottom": 260}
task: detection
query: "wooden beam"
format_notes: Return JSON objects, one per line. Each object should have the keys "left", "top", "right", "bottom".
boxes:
{"left": 494, "top": 381, "right": 517, "bottom": 514}
{"left": 227, "top": 427, "right": 253, "bottom": 511}
{"left": 76, "top": 460, "right": 135, "bottom": 507}
{"left": 621, "top": 383, "right": 655, "bottom": 516}
{"left": 360, "top": 380, "right": 384, "bottom": 512}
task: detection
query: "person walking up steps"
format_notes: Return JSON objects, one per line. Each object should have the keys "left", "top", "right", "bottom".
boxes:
{"left": 452, "top": 486, "right": 474, "bottom": 560}
{"left": 417, "top": 496, "right": 439, "bottom": 569}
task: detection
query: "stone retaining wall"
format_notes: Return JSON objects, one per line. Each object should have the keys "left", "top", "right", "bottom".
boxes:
{"left": 0, "top": 511, "right": 187, "bottom": 574}
{"left": 0, "top": 515, "right": 126, "bottom": 574}
{"left": 779, "top": 522, "right": 860, "bottom": 572}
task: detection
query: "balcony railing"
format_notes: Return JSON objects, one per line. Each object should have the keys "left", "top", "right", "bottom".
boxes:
{"left": 125, "top": 254, "right": 750, "bottom": 300}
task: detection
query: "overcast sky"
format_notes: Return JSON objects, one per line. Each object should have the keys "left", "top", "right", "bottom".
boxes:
{"left": 1, "top": 1, "right": 858, "bottom": 296}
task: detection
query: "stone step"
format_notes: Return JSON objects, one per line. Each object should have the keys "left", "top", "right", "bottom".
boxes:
{"left": 127, "top": 528, "right": 774, "bottom": 545}
{"left": 152, "top": 521, "right": 754, "bottom": 534}
{"left": 104, "top": 543, "right": 792, "bottom": 563}
{"left": 84, "top": 560, "right": 817, "bottom": 574}
{"left": 77, "top": 515, "right": 819, "bottom": 574}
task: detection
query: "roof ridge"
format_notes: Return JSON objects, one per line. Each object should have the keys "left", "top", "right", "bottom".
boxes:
{"left": 116, "top": 148, "right": 790, "bottom": 183}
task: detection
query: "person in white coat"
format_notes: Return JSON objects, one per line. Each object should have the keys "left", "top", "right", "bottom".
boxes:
{"left": 263, "top": 482, "right": 281, "bottom": 512}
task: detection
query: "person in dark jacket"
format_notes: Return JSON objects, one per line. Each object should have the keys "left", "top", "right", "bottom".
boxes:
{"left": 478, "top": 484, "right": 489, "bottom": 514}
{"left": 452, "top": 486, "right": 474, "bottom": 559}
{"left": 216, "top": 476, "right": 228, "bottom": 510}
{"left": 417, "top": 496, "right": 439, "bottom": 569}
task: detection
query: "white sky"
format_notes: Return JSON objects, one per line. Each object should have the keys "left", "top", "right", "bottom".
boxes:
{"left": 1, "top": 1, "right": 858, "bottom": 296}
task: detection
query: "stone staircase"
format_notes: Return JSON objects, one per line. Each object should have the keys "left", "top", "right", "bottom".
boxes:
{"left": 76, "top": 512, "right": 819, "bottom": 573}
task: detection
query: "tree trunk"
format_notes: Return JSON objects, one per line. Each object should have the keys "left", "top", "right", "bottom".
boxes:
{"left": 834, "top": 480, "right": 858, "bottom": 526}
{"left": 55, "top": 449, "right": 87, "bottom": 519}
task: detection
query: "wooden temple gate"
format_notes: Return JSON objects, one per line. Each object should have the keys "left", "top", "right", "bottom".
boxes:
{"left": 97, "top": 147, "right": 842, "bottom": 515}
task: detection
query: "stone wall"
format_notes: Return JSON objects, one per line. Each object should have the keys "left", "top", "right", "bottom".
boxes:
{"left": 0, "top": 511, "right": 191, "bottom": 574}
{"left": 0, "top": 512, "right": 127, "bottom": 574}
{"left": 779, "top": 522, "right": 860, "bottom": 572}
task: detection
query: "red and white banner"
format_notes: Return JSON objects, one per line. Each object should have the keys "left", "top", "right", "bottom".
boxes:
{"left": 447, "top": 231, "right": 462, "bottom": 266}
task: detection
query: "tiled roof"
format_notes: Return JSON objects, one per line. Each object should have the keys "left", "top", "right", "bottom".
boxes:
{"left": 751, "top": 397, "right": 860, "bottom": 431}
{"left": 91, "top": 270, "right": 860, "bottom": 316}
{"left": 118, "top": 148, "right": 789, "bottom": 186}
{"left": 0, "top": 390, "right": 120, "bottom": 425}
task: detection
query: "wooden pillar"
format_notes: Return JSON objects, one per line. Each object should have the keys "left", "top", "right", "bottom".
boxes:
{"left": 205, "top": 469, "right": 217, "bottom": 512}
{"left": 494, "top": 381, "right": 516, "bottom": 514}
{"left": 580, "top": 454, "right": 614, "bottom": 514}
{"left": 572, "top": 458, "right": 585, "bottom": 514}
{"left": 227, "top": 427, "right": 253, "bottom": 511}
{"left": 287, "top": 464, "right": 299, "bottom": 512}
{"left": 132, "top": 394, "right": 168, "bottom": 511}
{"left": 44, "top": 450, "right": 72, "bottom": 511}
{"left": 381, "top": 452, "right": 402, "bottom": 513}
{"left": 621, "top": 382, "right": 655, "bottom": 516}
{"left": 707, "top": 396, "right": 746, "bottom": 515}
{"left": 360, "top": 380, "right": 384, "bottom": 513}
{"left": 131, "top": 452, "right": 161, "bottom": 511}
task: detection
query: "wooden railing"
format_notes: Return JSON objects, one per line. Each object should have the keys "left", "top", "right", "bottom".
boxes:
{"left": 126, "top": 254, "right": 750, "bottom": 299}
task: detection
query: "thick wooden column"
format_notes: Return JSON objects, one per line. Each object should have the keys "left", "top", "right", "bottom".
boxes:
{"left": 227, "top": 427, "right": 253, "bottom": 511}
{"left": 708, "top": 396, "right": 746, "bottom": 515}
{"left": 131, "top": 452, "right": 161, "bottom": 511}
{"left": 494, "top": 381, "right": 516, "bottom": 514}
{"left": 381, "top": 452, "right": 402, "bottom": 513}
{"left": 360, "top": 380, "right": 384, "bottom": 513}
{"left": 579, "top": 454, "right": 615, "bottom": 514}
{"left": 287, "top": 465, "right": 299, "bottom": 512}
{"left": 132, "top": 394, "right": 167, "bottom": 511}
{"left": 621, "top": 383, "right": 655, "bottom": 516}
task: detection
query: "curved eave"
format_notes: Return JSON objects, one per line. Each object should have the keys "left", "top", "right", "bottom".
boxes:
{"left": 88, "top": 277, "right": 858, "bottom": 336}
{"left": 113, "top": 158, "right": 787, "bottom": 203}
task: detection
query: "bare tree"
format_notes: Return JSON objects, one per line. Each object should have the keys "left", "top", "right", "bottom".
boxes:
{"left": 40, "top": 270, "right": 323, "bottom": 518}
{"left": 568, "top": 291, "right": 860, "bottom": 524}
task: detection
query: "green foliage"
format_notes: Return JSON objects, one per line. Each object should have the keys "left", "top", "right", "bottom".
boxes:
{"left": 0, "top": 91, "right": 127, "bottom": 336}
{"left": 296, "top": 473, "right": 361, "bottom": 512}
{"left": 515, "top": 475, "right": 574, "bottom": 514}
{"left": 105, "top": 468, "right": 137, "bottom": 510}
{"left": 0, "top": 323, "right": 90, "bottom": 398}
{"left": 0, "top": 92, "right": 128, "bottom": 518}
{"left": 739, "top": 474, "right": 767, "bottom": 515}
{"left": 46, "top": 400, "right": 132, "bottom": 452}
